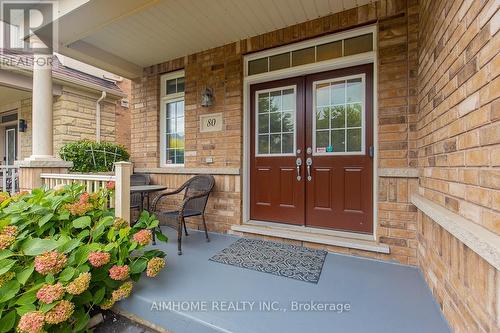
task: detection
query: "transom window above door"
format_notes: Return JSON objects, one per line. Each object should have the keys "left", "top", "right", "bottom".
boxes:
{"left": 255, "top": 86, "right": 296, "bottom": 156}
{"left": 313, "top": 75, "right": 365, "bottom": 155}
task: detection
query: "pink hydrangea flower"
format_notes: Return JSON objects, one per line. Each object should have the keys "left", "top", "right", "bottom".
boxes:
{"left": 36, "top": 283, "right": 65, "bottom": 304}
{"left": 0, "top": 225, "right": 17, "bottom": 237}
{"left": 66, "top": 272, "right": 91, "bottom": 295}
{"left": 109, "top": 265, "right": 129, "bottom": 281}
{"left": 34, "top": 251, "right": 67, "bottom": 275}
{"left": 0, "top": 234, "right": 15, "bottom": 250}
{"left": 112, "top": 281, "right": 133, "bottom": 301}
{"left": 132, "top": 229, "right": 152, "bottom": 246}
{"left": 147, "top": 257, "right": 166, "bottom": 277}
{"left": 88, "top": 251, "right": 111, "bottom": 268}
{"left": 44, "top": 300, "right": 74, "bottom": 325}
{"left": 17, "top": 311, "right": 45, "bottom": 333}
{"left": 106, "top": 181, "right": 115, "bottom": 190}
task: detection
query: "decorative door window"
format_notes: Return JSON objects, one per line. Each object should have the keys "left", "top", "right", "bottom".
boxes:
{"left": 313, "top": 75, "right": 365, "bottom": 155}
{"left": 255, "top": 86, "right": 296, "bottom": 156}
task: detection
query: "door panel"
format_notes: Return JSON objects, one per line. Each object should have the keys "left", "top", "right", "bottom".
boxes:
{"left": 250, "top": 77, "right": 305, "bottom": 225}
{"left": 305, "top": 64, "right": 373, "bottom": 233}
{"left": 250, "top": 64, "right": 373, "bottom": 233}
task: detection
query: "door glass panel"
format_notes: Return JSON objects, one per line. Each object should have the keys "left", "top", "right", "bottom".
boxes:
{"left": 256, "top": 87, "right": 296, "bottom": 155}
{"left": 313, "top": 76, "right": 364, "bottom": 154}
{"left": 347, "top": 104, "right": 362, "bottom": 127}
{"left": 347, "top": 128, "right": 362, "bottom": 152}
{"left": 331, "top": 106, "right": 345, "bottom": 128}
{"left": 316, "top": 107, "right": 329, "bottom": 129}
{"left": 6, "top": 129, "right": 15, "bottom": 165}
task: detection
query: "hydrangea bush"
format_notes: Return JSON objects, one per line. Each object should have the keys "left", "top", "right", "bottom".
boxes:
{"left": 0, "top": 183, "right": 167, "bottom": 333}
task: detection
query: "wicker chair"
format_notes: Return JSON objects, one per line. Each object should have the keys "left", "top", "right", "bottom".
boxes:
{"left": 130, "top": 174, "right": 150, "bottom": 211}
{"left": 152, "top": 175, "right": 215, "bottom": 255}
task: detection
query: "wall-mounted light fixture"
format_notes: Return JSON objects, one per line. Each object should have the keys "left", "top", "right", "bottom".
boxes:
{"left": 19, "top": 119, "right": 27, "bottom": 132}
{"left": 201, "top": 88, "right": 214, "bottom": 107}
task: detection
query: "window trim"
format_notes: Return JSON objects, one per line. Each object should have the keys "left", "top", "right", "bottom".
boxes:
{"left": 160, "top": 70, "right": 185, "bottom": 167}
{"left": 312, "top": 73, "right": 366, "bottom": 156}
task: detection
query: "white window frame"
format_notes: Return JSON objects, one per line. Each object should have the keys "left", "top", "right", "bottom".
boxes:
{"left": 160, "top": 70, "right": 185, "bottom": 167}
{"left": 312, "top": 73, "right": 366, "bottom": 156}
{"left": 254, "top": 85, "right": 297, "bottom": 157}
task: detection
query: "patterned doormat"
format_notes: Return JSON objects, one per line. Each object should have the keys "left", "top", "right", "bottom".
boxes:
{"left": 209, "top": 238, "right": 327, "bottom": 284}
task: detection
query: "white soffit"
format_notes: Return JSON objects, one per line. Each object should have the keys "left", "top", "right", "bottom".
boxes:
{"left": 60, "top": 0, "right": 374, "bottom": 75}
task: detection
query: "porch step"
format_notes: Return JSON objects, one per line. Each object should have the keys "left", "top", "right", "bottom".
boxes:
{"left": 230, "top": 224, "right": 390, "bottom": 254}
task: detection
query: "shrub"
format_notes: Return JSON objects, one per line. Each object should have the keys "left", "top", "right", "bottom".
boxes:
{"left": 59, "top": 140, "right": 130, "bottom": 173}
{"left": 0, "top": 184, "right": 167, "bottom": 333}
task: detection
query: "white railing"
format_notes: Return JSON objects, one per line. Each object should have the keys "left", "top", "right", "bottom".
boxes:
{"left": 0, "top": 165, "right": 19, "bottom": 194}
{"left": 39, "top": 162, "right": 132, "bottom": 221}
{"left": 40, "top": 173, "right": 115, "bottom": 196}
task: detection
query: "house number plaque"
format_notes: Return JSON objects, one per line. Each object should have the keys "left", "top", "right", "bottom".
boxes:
{"left": 200, "top": 113, "right": 223, "bottom": 133}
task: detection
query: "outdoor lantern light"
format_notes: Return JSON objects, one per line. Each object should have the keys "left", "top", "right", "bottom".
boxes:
{"left": 19, "top": 119, "right": 27, "bottom": 132}
{"left": 201, "top": 88, "right": 214, "bottom": 107}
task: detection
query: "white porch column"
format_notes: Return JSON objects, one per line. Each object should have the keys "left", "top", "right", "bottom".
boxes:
{"left": 30, "top": 50, "right": 53, "bottom": 159}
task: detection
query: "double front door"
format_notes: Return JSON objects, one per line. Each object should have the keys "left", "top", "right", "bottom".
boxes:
{"left": 250, "top": 64, "right": 373, "bottom": 234}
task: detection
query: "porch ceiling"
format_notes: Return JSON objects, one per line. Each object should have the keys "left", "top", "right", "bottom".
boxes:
{"left": 54, "top": 0, "right": 375, "bottom": 78}
{"left": 0, "top": 85, "right": 31, "bottom": 107}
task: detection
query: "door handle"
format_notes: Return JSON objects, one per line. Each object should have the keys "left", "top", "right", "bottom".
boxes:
{"left": 306, "top": 157, "right": 312, "bottom": 181}
{"left": 295, "top": 157, "right": 302, "bottom": 181}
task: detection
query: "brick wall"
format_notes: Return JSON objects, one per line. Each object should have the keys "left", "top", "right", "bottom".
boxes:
{"left": 417, "top": 0, "right": 499, "bottom": 331}
{"left": 418, "top": 211, "right": 499, "bottom": 332}
{"left": 417, "top": 0, "right": 499, "bottom": 235}
{"left": 19, "top": 89, "right": 120, "bottom": 159}
{"left": 116, "top": 79, "right": 132, "bottom": 151}
{"left": 131, "top": 0, "right": 421, "bottom": 265}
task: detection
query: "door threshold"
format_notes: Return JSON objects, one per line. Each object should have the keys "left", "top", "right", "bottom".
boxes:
{"left": 231, "top": 222, "right": 389, "bottom": 254}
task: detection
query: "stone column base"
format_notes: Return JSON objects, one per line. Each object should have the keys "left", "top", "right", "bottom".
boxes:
{"left": 16, "top": 159, "right": 73, "bottom": 191}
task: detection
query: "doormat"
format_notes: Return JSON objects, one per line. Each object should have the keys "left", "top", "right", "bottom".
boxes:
{"left": 209, "top": 238, "right": 327, "bottom": 284}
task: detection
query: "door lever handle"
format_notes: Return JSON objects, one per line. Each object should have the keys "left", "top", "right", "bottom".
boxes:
{"left": 295, "top": 157, "right": 302, "bottom": 181}
{"left": 306, "top": 157, "right": 312, "bottom": 181}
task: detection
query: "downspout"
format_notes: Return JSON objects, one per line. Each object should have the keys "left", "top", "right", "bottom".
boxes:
{"left": 96, "top": 91, "right": 106, "bottom": 143}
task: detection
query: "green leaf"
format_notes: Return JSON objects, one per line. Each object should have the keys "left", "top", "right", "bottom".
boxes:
{"left": 39, "top": 301, "right": 57, "bottom": 313}
{"left": 16, "top": 304, "right": 36, "bottom": 316}
{"left": 58, "top": 238, "right": 81, "bottom": 253}
{"left": 72, "top": 216, "right": 91, "bottom": 229}
{"left": 16, "top": 290, "right": 37, "bottom": 305}
{"left": 58, "top": 267, "right": 76, "bottom": 282}
{"left": 155, "top": 231, "right": 168, "bottom": 243}
{"left": 21, "top": 238, "right": 60, "bottom": 255}
{"left": 0, "top": 259, "right": 15, "bottom": 275}
{"left": 130, "top": 258, "right": 148, "bottom": 274}
{"left": 58, "top": 211, "right": 70, "bottom": 220}
{"left": 0, "top": 280, "right": 20, "bottom": 302}
{"left": 38, "top": 213, "right": 54, "bottom": 227}
{"left": 73, "top": 310, "right": 90, "bottom": 332}
{"left": 0, "top": 250, "right": 13, "bottom": 261}
{"left": 93, "top": 287, "right": 106, "bottom": 304}
{"left": 16, "top": 264, "right": 34, "bottom": 285}
{"left": 0, "top": 310, "right": 16, "bottom": 333}
{"left": 45, "top": 274, "right": 55, "bottom": 284}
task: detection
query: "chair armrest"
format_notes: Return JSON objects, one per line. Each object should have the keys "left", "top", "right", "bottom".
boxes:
{"left": 151, "top": 190, "right": 181, "bottom": 211}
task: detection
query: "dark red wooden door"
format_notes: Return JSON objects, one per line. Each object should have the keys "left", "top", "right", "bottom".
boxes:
{"left": 250, "top": 77, "right": 305, "bottom": 225}
{"left": 305, "top": 64, "right": 373, "bottom": 233}
{"left": 250, "top": 64, "right": 373, "bottom": 233}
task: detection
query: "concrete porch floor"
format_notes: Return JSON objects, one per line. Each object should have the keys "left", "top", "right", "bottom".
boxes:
{"left": 117, "top": 227, "right": 450, "bottom": 333}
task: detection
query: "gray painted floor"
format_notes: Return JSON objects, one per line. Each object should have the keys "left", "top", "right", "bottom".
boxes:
{"left": 117, "top": 227, "right": 450, "bottom": 333}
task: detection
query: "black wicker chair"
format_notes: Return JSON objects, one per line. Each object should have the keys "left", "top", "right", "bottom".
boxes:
{"left": 152, "top": 175, "right": 215, "bottom": 255}
{"left": 130, "top": 174, "right": 150, "bottom": 211}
